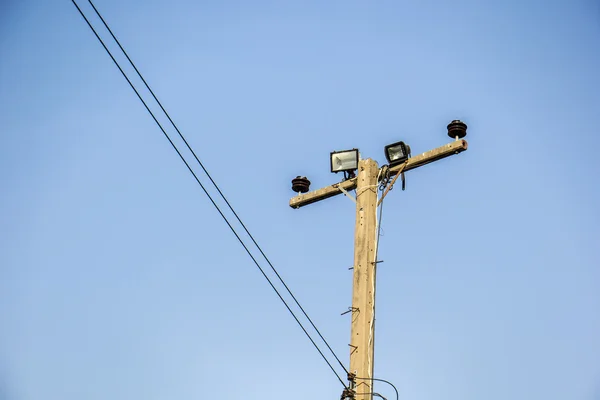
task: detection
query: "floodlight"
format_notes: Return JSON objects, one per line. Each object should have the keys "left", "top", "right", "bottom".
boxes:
{"left": 330, "top": 149, "right": 359, "bottom": 174}
{"left": 384, "top": 141, "right": 410, "bottom": 166}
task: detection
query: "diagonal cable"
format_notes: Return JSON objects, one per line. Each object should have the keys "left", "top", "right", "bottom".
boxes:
{"left": 70, "top": 0, "right": 346, "bottom": 387}
{"left": 84, "top": 0, "right": 349, "bottom": 376}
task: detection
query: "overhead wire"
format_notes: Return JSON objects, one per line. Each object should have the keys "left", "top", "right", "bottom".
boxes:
{"left": 83, "top": 0, "right": 349, "bottom": 378}
{"left": 70, "top": 0, "right": 347, "bottom": 388}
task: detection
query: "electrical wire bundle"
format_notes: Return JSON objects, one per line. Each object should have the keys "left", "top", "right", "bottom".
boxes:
{"left": 70, "top": 0, "right": 350, "bottom": 389}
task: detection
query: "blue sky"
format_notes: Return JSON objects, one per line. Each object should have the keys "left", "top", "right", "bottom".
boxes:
{"left": 1, "top": 1, "right": 599, "bottom": 399}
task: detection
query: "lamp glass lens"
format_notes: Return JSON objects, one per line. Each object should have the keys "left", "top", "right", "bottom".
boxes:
{"left": 331, "top": 151, "right": 358, "bottom": 172}
{"left": 387, "top": 144, "right": 406, "bottom": 162}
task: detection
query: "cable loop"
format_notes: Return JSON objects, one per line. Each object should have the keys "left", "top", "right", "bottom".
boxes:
{"left": 378, "top": 165, "right": 392, "bottom": 191}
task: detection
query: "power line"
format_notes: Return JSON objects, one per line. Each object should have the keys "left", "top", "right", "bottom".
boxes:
{"left": 70, "top": 0, "right": 346, "bottom": 388}
{"left": 83, "top": 0, "right": 349, "bottom": 377}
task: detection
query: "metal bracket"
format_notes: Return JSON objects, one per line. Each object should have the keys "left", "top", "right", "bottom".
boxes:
{"left": 338, "top": 185, "right": 357, "bottom": 204}
{"left": 340, "top": 372, "right": 357, "bottom": 400}
{"left": 341, "top": 307, "right": 359, "bottom": 316}
{"left": 348, "top": 344, "right": 358, "bottom": 355}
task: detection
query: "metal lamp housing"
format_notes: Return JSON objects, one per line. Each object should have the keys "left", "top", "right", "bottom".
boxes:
{"left": 384, "top": 141, "right": 409, "bottom": 166}
{"left": 330, "top": 149, "right": 359, "bottom": 173}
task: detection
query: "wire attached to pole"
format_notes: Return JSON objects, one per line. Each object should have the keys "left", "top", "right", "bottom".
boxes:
{"left": 354, "top": 377, "right": 399, "bottom": 400}
{"left": 377, "top": 161, "right": 408, "bottom": 207}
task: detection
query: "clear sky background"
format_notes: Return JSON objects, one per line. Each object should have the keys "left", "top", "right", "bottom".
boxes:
{"left": 1, "top": 1, "right": 599, "bottom": 400}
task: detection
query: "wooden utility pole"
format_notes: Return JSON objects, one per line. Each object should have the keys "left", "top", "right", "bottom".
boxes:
{"left": 289, "top": 130, "right": 468, "bottom": 400}
{"left": 349, "top": 159, "right": 379, "bottom": 400}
